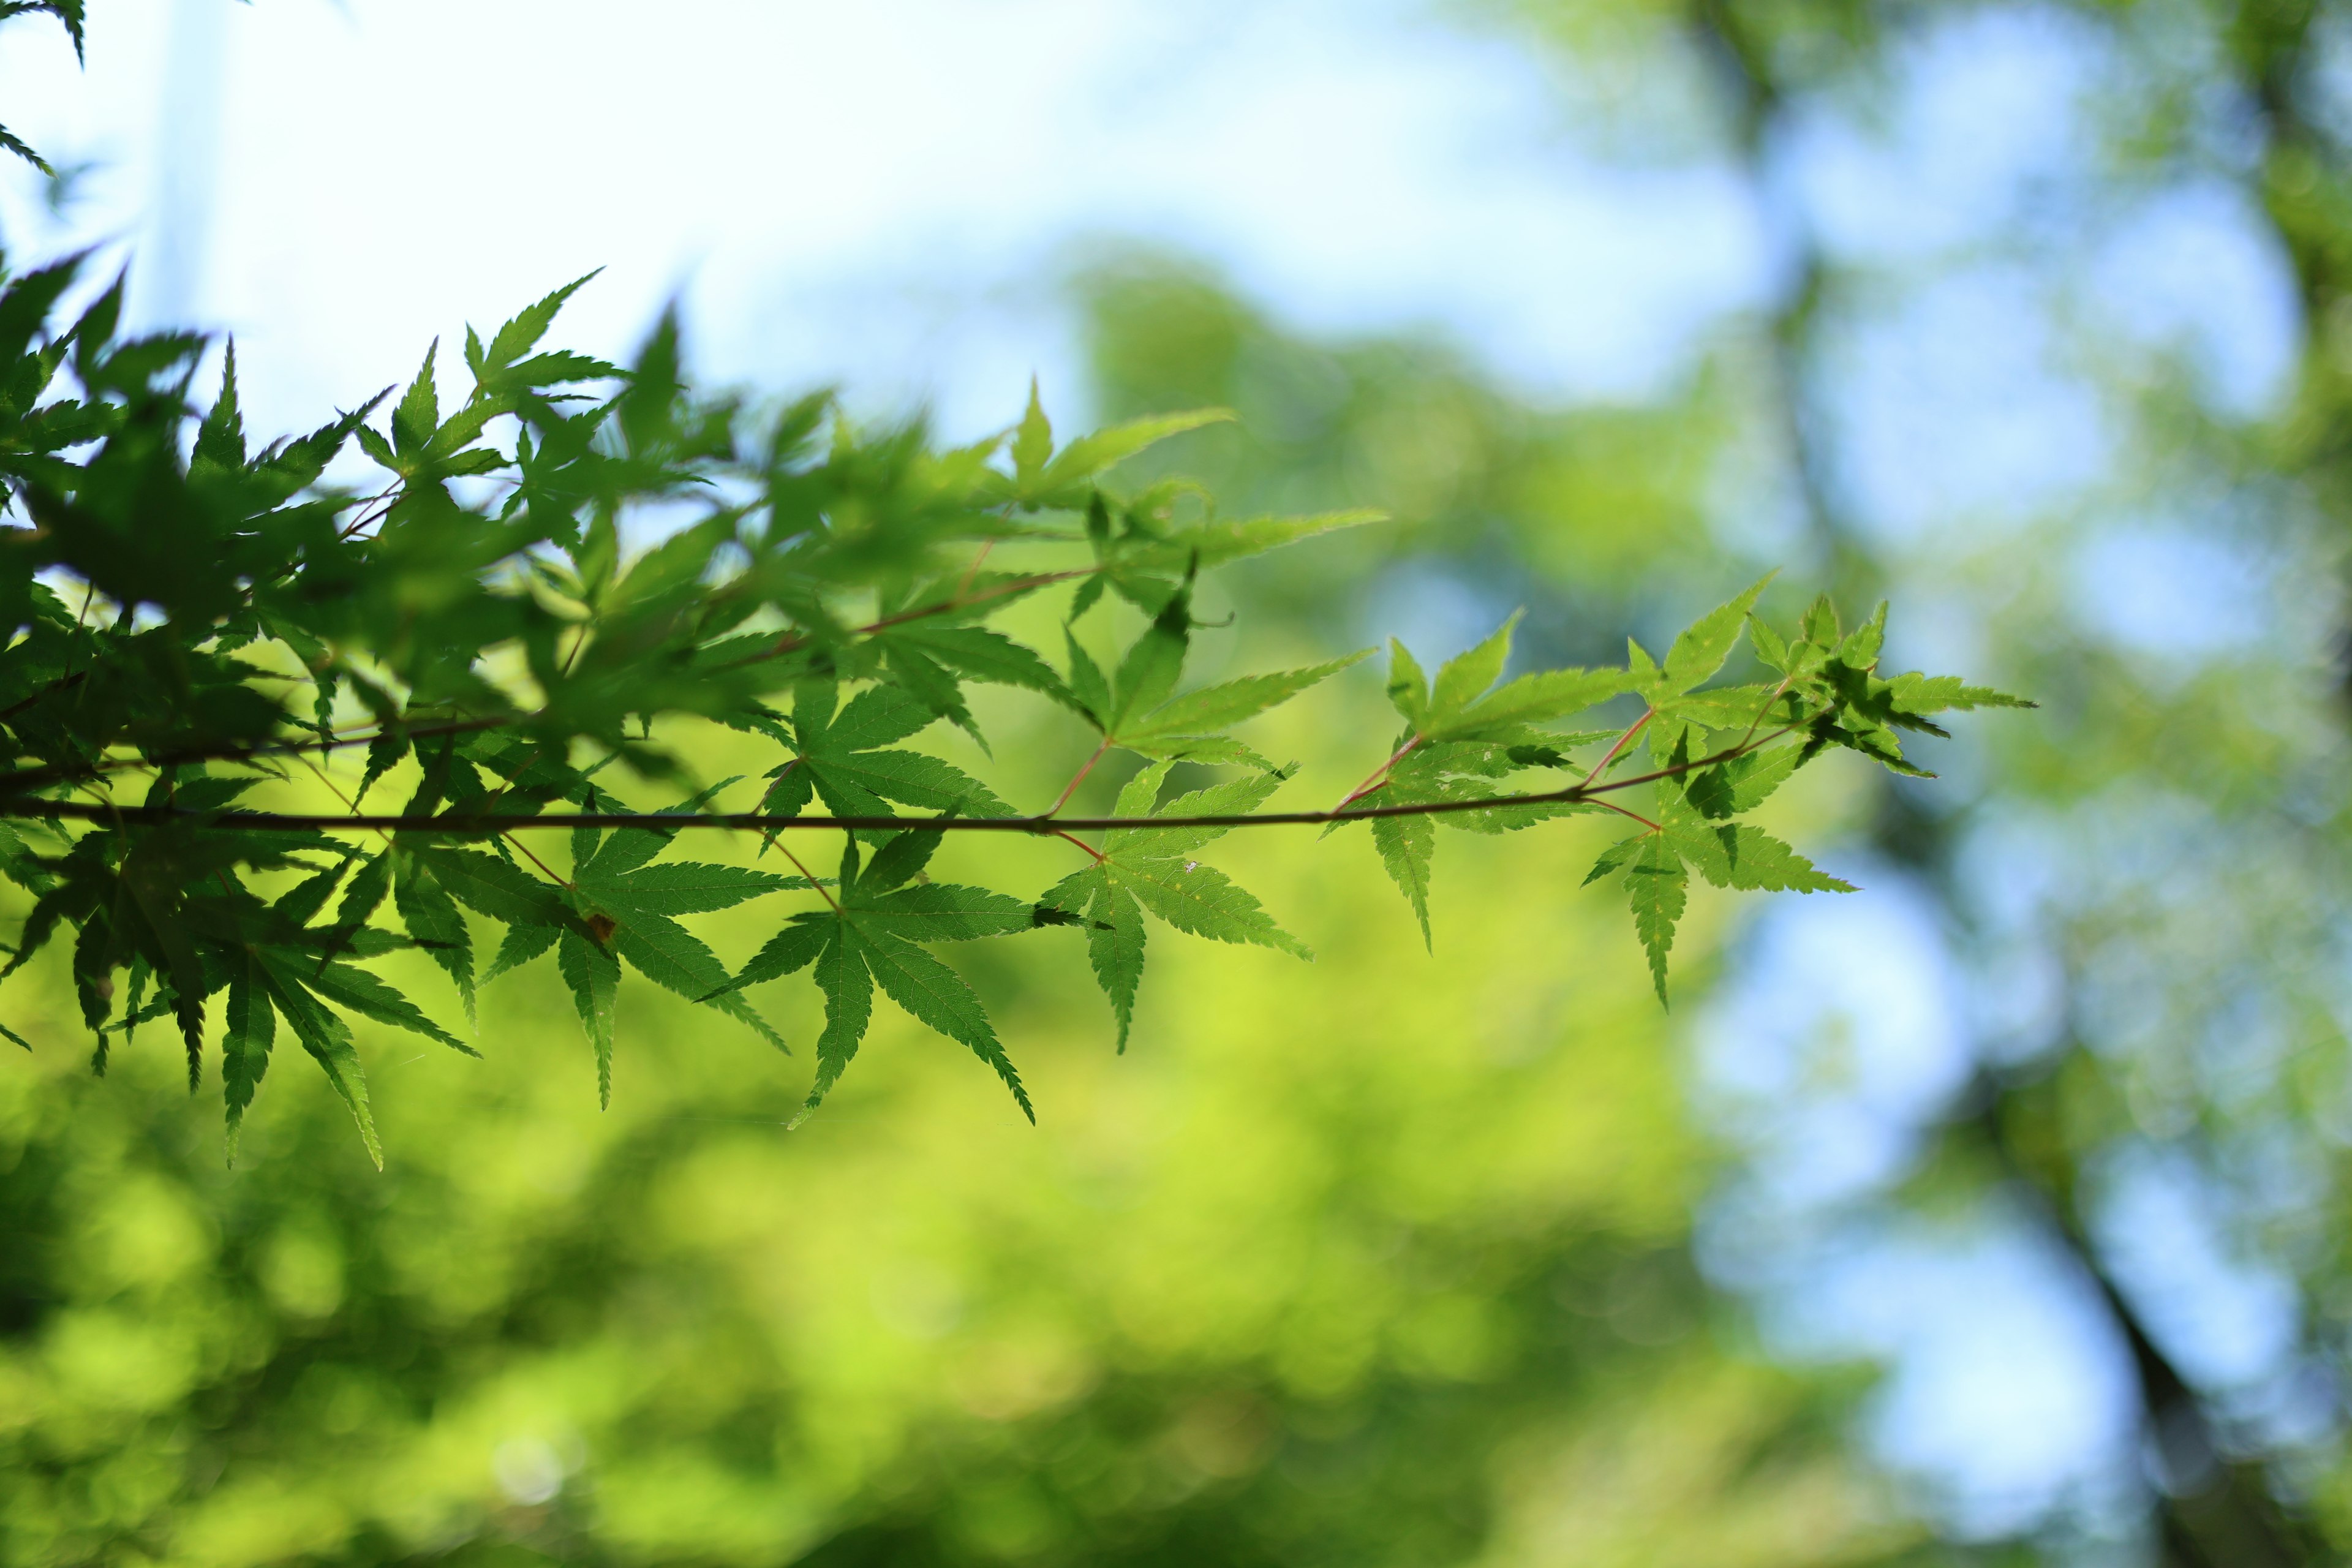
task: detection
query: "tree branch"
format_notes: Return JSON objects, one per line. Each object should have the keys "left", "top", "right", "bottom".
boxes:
{"left": 0, "top": 730, "right": 1792, "bottom": 837}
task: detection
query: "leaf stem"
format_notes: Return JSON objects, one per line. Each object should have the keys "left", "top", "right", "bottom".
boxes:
{"left": 333, "top": 480, "right": 404, "bottom": 544}
{"left": 1738, "top": 676, "right": 1797, "bottom": 748}
{"left": 292, "top": 751, "right": 394, "bottom": 847}
{"left": 502, "top": 832, "right": 570, "bottom": 889}
{"left": 1046, "top": 827, "right": 1104, "bottom": 863}
{"left": 1585, "top": 709, "right": 1652, "bottom": 787}
{"left": 777, "top": 842, "right": 839, "bottom": 911}
{"left": 956, "top": 539, "right": 995, "bottom": 598}
{"left": 1334, "top": 735, "right": 1419, "bottom": 812}
{"left": 1591, "top": 799, "right": 1662, "bottom": 833}
{"left": 1045, "top": 737, "right": 1110, "bottom": 818}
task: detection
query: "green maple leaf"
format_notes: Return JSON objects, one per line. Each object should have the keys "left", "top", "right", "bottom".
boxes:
{"left": 1109, "top": 509, "right": 1382, "bottom": 575}
{"left": 1880, "top": 671, "right": 2037, "bottom": 723}
{"left": 1388, "top": 735, "right": 1608, "bottom": 831}
{"left": 872, "top": 622, "right": 1080, "bottom": 736}
{"left": 220, "top": 950, "right": 272, "bottom": 1166}
{"left": 1010, "top": 378, "right": 1054, "bottom": 490}
{"left": 1029, "top": 407, "right": 1232, "bottom": 503}
{"left": 1371, "top": 812, "right": 1436, "bottom": 951}
{"left": 381, "top": 851, "right": 474, "bottom": 1021}
{"left": 382, "top": 800, "right": 799, "bottom": 1104}
{"left": 765, "top": 679, "right": 1012, "bottom": 825}
{"left": 1041, "top": 761, "right": 1308, "bottom": 1052}
{"left": 1660, "top": 795, "right": 1853, "bottom": 895}
{"left": 1384, "top": 638, "right": 1430, "bottom": 729}
{"left": 556, "top": 929, "right": 620, "bottom": 1105}
{"left": 251, "top": 949, "right": 384, "bottom": 1168}
{"left": 1661, "top": 573, "right": 1775, "bottom": 695}
{"left": 712, "top": 826, "right": 1033, "bottom": 1120}
{"left": 1583, "top": 834, "right": 1688, "bottom": 1007}
{"left": 1112, "top": 649, "right": 1369, "bottom": 764}
{"left": 805, "top": 921, "right": 873, "bottom": 1118}
{"left": 386, "top": 340, "right": 440, "bottom": 461}
{"left": 1386, "top": 611, "right": 1627, "bottom": 747}
{"left": 985, "top": 391, "right": 1233, "bottom": 510}
{"left": 463, "top": 272, "right": 621, "bottom": 400}
{"left": 1793, "top": 649, "right": 2034, "bottom": 779}
{"left": 1679, "top": 744, "right": 1805, "bottom": 820}
{"left": 1638, "top": 577, "right": 1784, "bottom": 769}
{"left": 1103, "top": 594, "right": 1189, "bottom": 732}
{"left": 396, "top": 840, "right": 581, "bottom": 933}
{"left": 1660, "top": 684, "right": 1805, "bottom": 734}
{"left": 567, "top": 831, "right": 794, "bottom": 1101}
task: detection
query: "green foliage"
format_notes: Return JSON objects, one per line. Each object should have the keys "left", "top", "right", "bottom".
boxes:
{"left": 0, "top": 241, "right": 2024, "bottom": 1155}
{"left": 1346, "top": 585, "right": 2024, "bottom": 1000}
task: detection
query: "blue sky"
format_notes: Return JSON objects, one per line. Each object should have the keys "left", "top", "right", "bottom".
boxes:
{"left": 0, "top": 0, "right": 1761, "bottom": 437}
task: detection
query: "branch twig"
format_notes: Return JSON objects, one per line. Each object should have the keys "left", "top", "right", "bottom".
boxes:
{"left": 6, "top": 729, "right": 1793, "bottom": 837}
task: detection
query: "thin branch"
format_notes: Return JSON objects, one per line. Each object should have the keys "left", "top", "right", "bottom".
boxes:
{"left": 7, "top": 730, "right": 1794, "bottom": 837}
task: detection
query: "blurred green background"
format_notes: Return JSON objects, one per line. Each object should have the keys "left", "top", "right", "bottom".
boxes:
{"left": 10, "top": 0, "right": 2352, "bottom": 1562}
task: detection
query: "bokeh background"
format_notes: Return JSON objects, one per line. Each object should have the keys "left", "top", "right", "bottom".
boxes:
{"left": 0, "top": 0, "right": 2343, "bottom": 1562}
